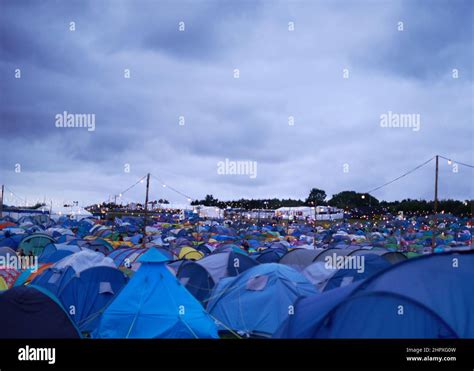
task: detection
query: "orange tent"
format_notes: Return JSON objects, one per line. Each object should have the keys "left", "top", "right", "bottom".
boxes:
{"left": 0, "top": 222, "right": 16, "bottom": 230}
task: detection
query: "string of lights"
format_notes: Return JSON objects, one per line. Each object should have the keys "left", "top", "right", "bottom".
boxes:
{"left": 4, "top": 186, "right": 27, "bottom": 204}
{"left": 438, "top": 155, "right": 474, "bottom": 169}
{"left": 365, "top": 156, "right": 436, "bottom": 194}
{"left": 117, "top": 175, "right": 148, "bottom": 197}
{"left": 95, "top": 175, "right": 147, "bottom": 206}
{"left": 151, "top": 174, "right": 193, "bottom": 202}
{"left": 365, "top": 154, "right": 473, "bottom": 196}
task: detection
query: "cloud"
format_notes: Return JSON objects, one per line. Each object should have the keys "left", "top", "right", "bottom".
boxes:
{"left": 0, "top": 0, "right": 472, "bottom": 206}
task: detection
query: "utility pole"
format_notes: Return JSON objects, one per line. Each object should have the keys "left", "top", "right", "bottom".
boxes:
{"left": 313, "top": 202, "right": 317, "bottom": 248}
{"left": 432, "top": 155, "right": 439, "bottom": 251}
{"left": 142, "top": 173, "right": 150, "bottom": 247}
{"left": 0, "top": 184, "right": 4, "bottom": 219}
{"left": 112, "top": 194, "right": 118, "bottom": 236}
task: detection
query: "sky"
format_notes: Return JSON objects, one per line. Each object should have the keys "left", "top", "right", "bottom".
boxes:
{"left": 0, "top": 0, "right": 473, "bottom": 208}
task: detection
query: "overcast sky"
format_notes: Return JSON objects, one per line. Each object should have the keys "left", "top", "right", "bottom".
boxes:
{"left": 0, "top": 0, "right": 472, "bottom": 207}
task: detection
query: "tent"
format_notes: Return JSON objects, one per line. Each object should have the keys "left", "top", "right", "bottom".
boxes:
{"left": 302, "top": 262, "right": 336, "bottom": 291}
{"left": 81, "top": 238, "right": 114, "bottom": 254}
{"left": 322, "top": 253, "right": 391, "bottom": 291}
{"left": 275, "top": 251, "right": 474, "bottom": 338}
{"left": 39, "top": 243, "right": 82, "bottom": 263}
{"left": 177, "top": 246, "right": 204, "bottom": 260}
{"left": 0, "top": 268, "right": 21, "bottom": 290}
{"left": 107, "top": 247, "right": 149, "bottom": 268}
{"left": 311, "top": 248, "right": 361, "bottom": 263}
{"left": 208, "top": 263, "right": 317, "bottom": 337}
{"left": 279, "top": 248, "right": 324, "bottom": 271}
{"left": 177, "top": 251, "right": 258, "bottom": 303}
{"left": 0, "top": 236, "right": 20, "bottom": 249}
{"left": 58, "top": 266, "right": 128, "bottom": 333}
{"left": 0, "top": 285, "right": 81, "bottom": 338}
{"left": 0, "top": 277, "right": 8, "bottom": 291}
{"left": 18, "top": 233, "right": 56, "bottom": 256}
{"left": 351, "top": 249, "right": 407, "bottom": 264}
{"left": 254, "top": 248, "right": 286, "bottom": 264}
{"left": 94, "top": 248, "right": 218, "bottom": 338}
{"left": 273, "top": 282, "right": 363, "bottom": 338}
{"left": 0, "top": 246, "right": 17, "bottom": 258}
{"left": 32, "top": 250, "right": 116, "bottom": 296}
{"left": 50, "top": 204, "right": 92, "bottom": 221}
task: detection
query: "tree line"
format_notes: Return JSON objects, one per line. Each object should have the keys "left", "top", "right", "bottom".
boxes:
{"left": 191, "top": 188, "right": 473, "bottom": 216}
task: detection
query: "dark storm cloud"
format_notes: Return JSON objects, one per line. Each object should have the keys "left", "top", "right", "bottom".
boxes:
{"left": 0, "top": 0, "right": 472, "bottom": 206}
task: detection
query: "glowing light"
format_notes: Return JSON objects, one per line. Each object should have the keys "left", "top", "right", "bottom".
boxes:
{"left": 447, "top": 159, "right": 452, "bottom": 165}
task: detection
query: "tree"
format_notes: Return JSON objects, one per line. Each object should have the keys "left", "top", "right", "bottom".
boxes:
{"left": 328, "top": 191, "right": 379, "bottom": 209}
{"left": 203, "top": 194, "right": 219, "bottom": 206}
{"left": 306, "top": 188, "right": 327, "bottom": 206}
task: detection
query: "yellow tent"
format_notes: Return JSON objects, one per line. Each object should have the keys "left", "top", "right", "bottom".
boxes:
{"left": 108, "top": 240, "right": 134, "bottom": 249}
{"left": 178, "top": 246, "right": 204, "bottom": 260}
{"left": 0, "top": 277, "right": 9, "bottom": 291}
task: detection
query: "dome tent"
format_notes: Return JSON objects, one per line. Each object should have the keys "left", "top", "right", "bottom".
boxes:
{"left": 207, "top": 263, "right": 317, "bottom": 337}
{"left": 275, "top": 251, "right": 474, "bottom": 338}
{"left": 322, "top": 253, "right": 391, "bottom": 292}
{"left": 0, "top": 285, "right": 81, "bottom": 338}
{"left": 176, "top": 251, "right": 258, "bottom": 304}
{"left": 32, "top": 249, "right": 115, "bottom": 296}
{"left": 18, "top": 233, "right": 56, "bottom": 256}
{"left": 58, "top": 266, "right": 128, "bottom": 333}
{"left": 94, "top": 248, "right": 218, "bottom": 338}
{"left": 279, "top": 248, "right": 324, "bottom": 271}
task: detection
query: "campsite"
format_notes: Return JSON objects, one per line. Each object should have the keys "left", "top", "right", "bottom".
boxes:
{"left": 0, "top": 209, "right": 472, "bottom": 339}
{"left": 0, "top": 0, "right": 472, "bottom": 367}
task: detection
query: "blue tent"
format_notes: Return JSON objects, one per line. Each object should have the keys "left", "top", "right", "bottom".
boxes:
{"left": 254, "top": 248, "right": 286, "bottom": 264}
{"left": 40, "top": 249, "right": 74, "bottom": 264}
{"left": 177, "top": 251, "right": 258, "bottom": 304}
{"left": 207, "top": 263, "right": 317, "bottom": 337}
{"left": 32, "top": 266, "right": 77, "bottom": 296}
{"left": 0, "top": 235, "right": 22, "bottom": 250}
{"left": 273, "top": 282, "right": 365, "bottom": 338}
{"left": 94, "top": 248, "right": 218, "bottom": 338}
{"left": 0, "top": 285, "right": 81, "bottom": 338}
{"left": 58, "top": 266, "right": 128, "bottom": 333}
{"left": 275, "top": 251, "right": 474, "bottom": 338}
{"left": 323, "top": 253, "right": 391, "bottom": 291}
{"left": 33, "top": 250, "right": 116, "bottom": 296}
{"left": 39, "top": 243, "right": 81, "bottom": 264}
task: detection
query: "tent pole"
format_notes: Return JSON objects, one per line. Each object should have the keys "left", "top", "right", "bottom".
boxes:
{"left": 431, "top": 155, "right": 439, "bottom": 251}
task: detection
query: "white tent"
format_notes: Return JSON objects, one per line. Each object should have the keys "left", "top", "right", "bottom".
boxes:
{"left": 194, "top": 205, "right": 224, "bottom": 219}
{"left": 50, "top": 204, "right": 93, "bottom": 221}
{"left": 275, "top": 206, "right": 344, "bottom": 221}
